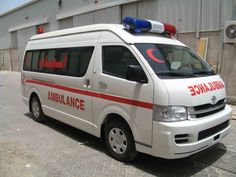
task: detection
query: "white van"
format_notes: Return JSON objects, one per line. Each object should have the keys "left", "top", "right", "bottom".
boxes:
{"left": 21, "top": 17, "right": 232, "bottom": 162}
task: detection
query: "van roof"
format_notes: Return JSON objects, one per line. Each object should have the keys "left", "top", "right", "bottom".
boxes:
{"left": 30, "top": 24, "right": 185, "bottom": 46}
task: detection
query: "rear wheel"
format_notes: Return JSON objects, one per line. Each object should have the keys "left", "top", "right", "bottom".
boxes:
{"left": 30, "top": 96, "right": 46, "bottom": 122}
{"left": 105, "top": 120, "right": 137, "bottom": 162}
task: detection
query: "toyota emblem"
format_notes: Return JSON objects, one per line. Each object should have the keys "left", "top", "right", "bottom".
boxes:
{"left": 211, "top": 96, "right": 217, "bottom": 104}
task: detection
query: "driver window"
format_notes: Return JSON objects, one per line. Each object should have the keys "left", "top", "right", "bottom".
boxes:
{"left": 102, "top": 46, "right": 142, "bottom": 78}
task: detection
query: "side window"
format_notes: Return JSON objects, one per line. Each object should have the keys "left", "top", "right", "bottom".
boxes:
{"left": 78, "top": 47, "right": 94, "bottom": 76}
{"left": 38, "top": 51, "right": 46, "bottom": 72}
{"left": 23, "top": 51, "right": 32, "bottom": 71}
{"left": 31, "top": 51, "right": 40, "bottom": 71}
{"left": 24, "top": 47, "right": 94, "bottom": 76}
{"left": 102, "top": 46, "right": 140, "bottom": 78}
{"left": 67, "top": 47, "right": 94, "bottom": 77}
{"left": 68, "top": 49, "right": 80, "bottom": 76}
{"left": 44, "top": 50, "right": 56, "bottom": 73}
{"left": 56, "top": 49, "right": 69, "bottom": 75}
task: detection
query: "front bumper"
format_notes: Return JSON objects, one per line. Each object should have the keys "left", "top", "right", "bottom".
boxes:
{"left": 144, "top": 104, "right": 232, "bottom": 159}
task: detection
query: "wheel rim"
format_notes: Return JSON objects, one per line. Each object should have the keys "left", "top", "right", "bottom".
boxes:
{"left": 32, "top": 100, "right": 40, "bottom": 118}
{"left": 108, "top": 127, "right": 127, "bottom": 155}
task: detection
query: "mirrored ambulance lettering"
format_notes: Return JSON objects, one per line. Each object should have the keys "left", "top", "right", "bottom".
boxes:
{"left": 188, "top": 81, "right": 225, "bottom": 96}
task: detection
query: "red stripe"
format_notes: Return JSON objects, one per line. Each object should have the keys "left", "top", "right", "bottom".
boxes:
{"left": 26, "top": 80, "right": 153, "bottom": 110}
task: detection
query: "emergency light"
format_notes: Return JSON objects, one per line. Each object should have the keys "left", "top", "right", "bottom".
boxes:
{"left": 122, "top": 17, "right": 176, "bottom": 36}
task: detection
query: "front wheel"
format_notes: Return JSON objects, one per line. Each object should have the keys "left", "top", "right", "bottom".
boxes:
{"left": 30, "top": 96, "right": 46, "bottom": 123}
{"left": 105, "top": 120, "right": 137, "bottom": 162}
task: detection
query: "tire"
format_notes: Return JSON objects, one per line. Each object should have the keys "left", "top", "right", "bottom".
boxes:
{"left": 30, "top": 96, "right": 46, "bottom": 123}
{"left": 105, "top": 120, "right": 138, "bottom": 162}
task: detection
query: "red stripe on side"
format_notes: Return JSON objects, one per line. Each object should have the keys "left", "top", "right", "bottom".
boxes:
{"left": 26, "top": 80, "right": 153, "bottom": 110}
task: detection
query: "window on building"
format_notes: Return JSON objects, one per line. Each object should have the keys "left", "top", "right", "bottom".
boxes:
{"left": 102, "top": 46, "right": 140, "bottom": 78}
{"left": 10, "top": 31, "right": 18, "bottom": 48}
{"left": 58, "top": 17, "right": 73, "bottom": 30}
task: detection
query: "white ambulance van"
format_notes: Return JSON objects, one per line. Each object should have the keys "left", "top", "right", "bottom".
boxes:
{"left": 21, "top": 17, "right": 232, "bottom": 162}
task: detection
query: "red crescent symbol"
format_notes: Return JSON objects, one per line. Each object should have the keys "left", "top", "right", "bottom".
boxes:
{"left": 146, "top": 48, "right": 165, "bottom": 63}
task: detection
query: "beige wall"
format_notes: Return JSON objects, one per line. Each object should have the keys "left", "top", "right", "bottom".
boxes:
{"left": 221, "top": 44, "right": 236, "bottom": 103}
{"left": 0, "top": 49, "right": 19, "bottom": 71}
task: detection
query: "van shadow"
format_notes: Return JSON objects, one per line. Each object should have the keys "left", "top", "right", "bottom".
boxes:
{"left": 25, "top": 113, "right": 227, "bottom": 176}
{"left": 129, "top": 144, "right": 227, "bottom": 176}
{"left": 24, "top": 113, "right": 106, "bottom": 152}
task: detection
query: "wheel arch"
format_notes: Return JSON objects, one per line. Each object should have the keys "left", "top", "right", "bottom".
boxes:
{"left": 28, "top": 88, "right": 42, "bottom": 112}
{"left": 100, "top": 113, "right": 134, "bottom": 144}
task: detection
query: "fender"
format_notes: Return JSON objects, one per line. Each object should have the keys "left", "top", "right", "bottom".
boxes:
{"left": 28, "top": 87, "right": 44, "bottom": 110}
{"left": 93, "top": 105, "right": 131, "bottom": 137}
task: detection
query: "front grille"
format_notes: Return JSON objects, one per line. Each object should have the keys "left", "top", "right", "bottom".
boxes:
{"left": 194, "top": 99, "right": 225, "bottom": 111}
{"left": 195, "top": 106, "right": 225, "bottom": 118}
{"left": 188, "top": 99, "right": 226, "bottom": 118}
{"left": 198, "top": 120, "right": 229, "bottom": 141}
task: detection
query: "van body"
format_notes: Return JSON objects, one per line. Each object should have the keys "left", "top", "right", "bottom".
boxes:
{"left": 21, "top": 22, "right": 232, "bottom": 161}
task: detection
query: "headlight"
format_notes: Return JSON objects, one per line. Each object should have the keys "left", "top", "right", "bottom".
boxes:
{"left": 153, "top": 105, "right": 188, "bottom": 122}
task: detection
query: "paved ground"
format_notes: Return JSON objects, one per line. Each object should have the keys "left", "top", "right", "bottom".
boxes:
{"left": 1, "top": 71, "right": 236, "bottom": 177}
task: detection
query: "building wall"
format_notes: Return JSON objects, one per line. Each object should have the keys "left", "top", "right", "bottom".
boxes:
{"left": 221, "top": 44, "right": 236, "bottom": 103}
{"left": 73, "top": 5, "right": 121, "bottom": 26}
{"left": 156, "top": 0, "right": 234, "bottom": 33}
{"left": 0, "top": 49, "right": 19, "bottom": 71}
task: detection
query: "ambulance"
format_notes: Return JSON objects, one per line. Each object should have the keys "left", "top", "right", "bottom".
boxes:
{"left": 21, "top": 17, "right": 232, "bottom": 162}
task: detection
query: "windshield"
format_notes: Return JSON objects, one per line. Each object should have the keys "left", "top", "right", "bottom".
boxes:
{"left": 135, "top": 43, "right": 215, "bottom": 79}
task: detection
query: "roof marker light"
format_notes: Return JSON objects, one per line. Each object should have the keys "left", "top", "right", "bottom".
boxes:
{"left": 163, "top": 23, "right": 177, "bottom": 36}
{"left": 122, "top": 17, "right": 176, "bottom": 36}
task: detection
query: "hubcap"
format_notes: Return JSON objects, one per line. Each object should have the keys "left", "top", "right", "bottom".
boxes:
{"left": 32, "top": 101, "right": 40, "bottom": 118}
{"left": 108, "top": 128, "right": 127, "bottom": 154}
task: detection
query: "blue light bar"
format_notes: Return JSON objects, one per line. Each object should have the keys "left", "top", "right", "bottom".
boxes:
{"left": 123, "top": 17, "right": 167, "bottom": 34}
{"left": 122, "top": 17, "right": 151, "bottom": 33}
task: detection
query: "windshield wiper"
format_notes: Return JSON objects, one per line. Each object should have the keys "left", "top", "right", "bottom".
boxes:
{"left": 193, "top": 70, "right": 215, "bottom": 75}
{"left": 156, "top": 71, "right": 194, "bottom": 78}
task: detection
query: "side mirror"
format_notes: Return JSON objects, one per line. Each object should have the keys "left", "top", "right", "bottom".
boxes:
{"left": 126, "top": 65, "right": 148, "bottom": 84}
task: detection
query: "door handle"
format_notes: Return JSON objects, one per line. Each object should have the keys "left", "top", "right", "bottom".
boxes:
{"left": 84, "top": 79, "right": 90, "bottom": 88}
{"left": 98, "top": 81, "right": 108, "bottom": 90}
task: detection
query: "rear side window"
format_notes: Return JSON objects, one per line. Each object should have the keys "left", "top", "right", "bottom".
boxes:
{"left": 38, "top": 51, "right": 46, "bottom": 72}
{"left": 22, "top": 47, "right": 94, "bottom": 77}
{"left": 68, "top": 50, "right": 80, "bottom": 76}
{"left": 31, "top": 51, "right": 40, "bottom": 71}
{"left": 67, "top": 47, "right": 94, "bottom": 77}
{"left": 102, "top": 46, "right": 140, "bottom": 78}
{"left": 56, "top": 49, "right": 69, "bottom": 75}
{"left": 23, "top": 52, "right": 32, "bottom": 70}
{"left": 45, "top": 50, "right": 56, "bottom": 73}
{"left": 78, "top": 47, "right": 94, "bottom": 76}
